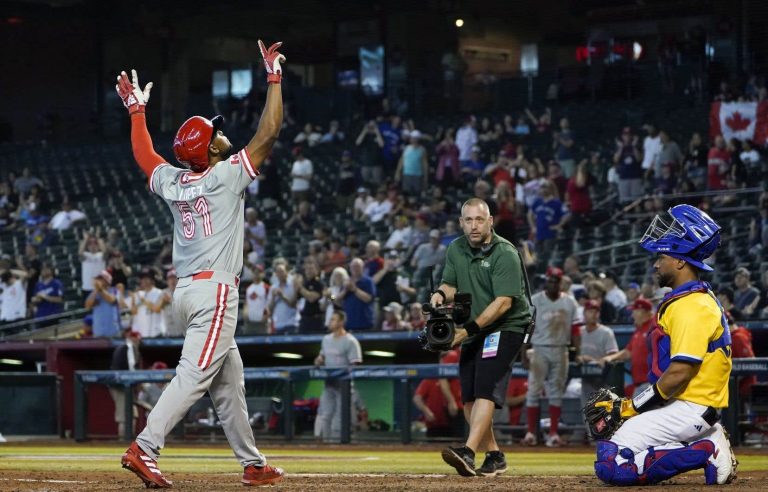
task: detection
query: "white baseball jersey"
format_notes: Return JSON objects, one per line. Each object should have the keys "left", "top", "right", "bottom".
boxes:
{"left": 149, "top": 149, "right": 258, "bottom": 277}
{"left": 529, "top": 291, "right": 579, "bottom": 346}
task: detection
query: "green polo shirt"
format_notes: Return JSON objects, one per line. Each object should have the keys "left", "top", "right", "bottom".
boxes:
{"left": 441, "top": 232, "right": 532, "bottom": 345}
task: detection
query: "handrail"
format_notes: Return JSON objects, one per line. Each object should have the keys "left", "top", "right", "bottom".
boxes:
{"left": 0, "top": 308, "right": 90, "bottom": 339}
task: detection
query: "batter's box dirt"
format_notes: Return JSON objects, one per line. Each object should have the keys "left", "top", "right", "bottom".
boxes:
{"left": 0, "top": 471, "right": 766, "bottom": 491}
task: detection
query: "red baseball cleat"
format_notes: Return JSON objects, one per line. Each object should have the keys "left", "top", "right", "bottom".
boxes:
{"left": 242, "top": 463, "right": 285, "bottom": 486}
{"left": 121, "top": 441, "right": 173, "bottom": 489}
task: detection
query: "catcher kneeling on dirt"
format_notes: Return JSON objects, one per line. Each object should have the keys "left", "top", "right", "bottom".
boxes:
{"left": 583, "top": 205, "right": 737, "bottom": 486}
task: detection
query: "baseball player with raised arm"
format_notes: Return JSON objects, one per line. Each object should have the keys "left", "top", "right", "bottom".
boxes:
{"left": 115, "top": 40, "right": 285, "bottom": 488}
{"left": 587, "top": 204, "right": 737, "bottom": 486}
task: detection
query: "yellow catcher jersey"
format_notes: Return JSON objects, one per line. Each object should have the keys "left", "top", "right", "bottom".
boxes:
{"left": 656, "top": 291, "right": 732, "bottom": 408}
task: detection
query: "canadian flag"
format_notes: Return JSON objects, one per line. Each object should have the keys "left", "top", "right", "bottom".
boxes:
{"left": 709, "top": 101, "right": 768, "bottom": 144}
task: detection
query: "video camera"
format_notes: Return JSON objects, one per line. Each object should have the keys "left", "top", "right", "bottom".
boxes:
{"left": 418, "top": 292, "right": 472, "bottom": 352}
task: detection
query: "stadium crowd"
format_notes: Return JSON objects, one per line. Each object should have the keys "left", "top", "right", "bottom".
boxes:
{"left": 1, "top": 74, "right": 767, "bottom": 339}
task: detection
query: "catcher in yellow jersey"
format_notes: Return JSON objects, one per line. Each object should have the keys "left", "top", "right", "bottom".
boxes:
{"left": 584, "top": 204, "right": 737, "bottom": 486}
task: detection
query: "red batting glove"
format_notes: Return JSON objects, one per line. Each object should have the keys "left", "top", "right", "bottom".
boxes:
{"left": 258, "top": 40, "right": 286, "bottom": 84}
{"left": 115, "top": 69, "right": 153, "bottom": 115}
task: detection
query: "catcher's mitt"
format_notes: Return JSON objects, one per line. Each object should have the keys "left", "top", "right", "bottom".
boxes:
{"left": 583, "top": 388, "right": 624, "bottom": 440}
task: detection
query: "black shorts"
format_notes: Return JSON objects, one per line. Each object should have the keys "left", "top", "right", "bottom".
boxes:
{"left": 459, "top": 330, "right": 524, "bottom": 409}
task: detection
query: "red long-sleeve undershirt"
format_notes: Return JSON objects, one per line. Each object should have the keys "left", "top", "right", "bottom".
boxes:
{"left": 130, "top": 113, "right": 166, "bottom": 178}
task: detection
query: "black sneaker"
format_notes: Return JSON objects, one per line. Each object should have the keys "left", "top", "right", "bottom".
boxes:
{"left": 477, "top": 450, "right": 507, "bottom": 477}
{"left": 441, "top": 446, "right": 476, "bottom": 477}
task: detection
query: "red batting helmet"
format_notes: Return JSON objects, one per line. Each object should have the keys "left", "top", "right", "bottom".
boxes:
{"left": 173, "top": 115, "right": 224, "bottom": 172}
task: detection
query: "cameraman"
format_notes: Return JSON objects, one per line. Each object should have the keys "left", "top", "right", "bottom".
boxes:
{"left": 432, "top": 198, "right": 532, "bottom": 477}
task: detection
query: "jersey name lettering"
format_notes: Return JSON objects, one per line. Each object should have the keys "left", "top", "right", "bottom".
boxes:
{"left": 179, "top": 186, "right": 203, "bottom": 201}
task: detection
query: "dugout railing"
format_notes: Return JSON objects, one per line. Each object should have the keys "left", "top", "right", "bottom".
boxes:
{"left": 73, "top": 359, "right": 768, "bottom": 445}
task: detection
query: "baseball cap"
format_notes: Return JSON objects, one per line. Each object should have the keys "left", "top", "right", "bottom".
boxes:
{"left": 546, "top": 266, "right": 563, "bottom": 279}
{"left": 382, "top": 302, "right": 403, "bottom": 315}
{"left": 356, "top": 186, "right": 368, "bottom": 194}
{"left": 627, "top": 282, "right": 640, "bottom": 290}
{"left": 94, "top": 270, "right": 113, "bottom": 285}
{"left": 138, "top": 268, "right": 156, "bottom": 279}
{"left": 83, "top": 314, "right": 93, "bottom": 326}
{"left": 429, "top": 229, "right": 441, "bottom": 239}
{"left": 386, "top": 249, "right": 400, "bottom": 259}
{"left": 584, "top": 299, "right": 601, "bottom": 311}
{"left": 151, "top": 361, "right": 169, "bottom": 370}
{"left": 440, "top": 349, "right": 460, "bottom": 364}
{"left": 409, "top": 130, "right": 422, "bottom": 139}
{"left": 629, "top": 298, "right": 653, "bottom": 311}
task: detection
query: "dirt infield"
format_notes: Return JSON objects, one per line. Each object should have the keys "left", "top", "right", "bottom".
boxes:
{"left": 1, "top": 470, "right": 767, "bottom": 491}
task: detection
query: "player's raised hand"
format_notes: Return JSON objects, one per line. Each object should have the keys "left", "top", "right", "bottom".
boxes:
{"left": 115, "top": 69, "right": 153, "bottom": 114}
{"left": 258, "top": 40, "right": 286, "bottom": 84}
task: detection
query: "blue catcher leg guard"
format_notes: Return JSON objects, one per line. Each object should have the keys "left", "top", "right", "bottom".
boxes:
{"left": 594, "top": 441, "right": 642, "bottom": 485}
{"left": 643, "top": 440, "right": 716, "bottom": 485}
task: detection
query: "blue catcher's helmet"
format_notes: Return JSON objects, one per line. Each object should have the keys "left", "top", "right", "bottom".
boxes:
{"left": 639, "top": 204, "right": 721, "bottom": 272}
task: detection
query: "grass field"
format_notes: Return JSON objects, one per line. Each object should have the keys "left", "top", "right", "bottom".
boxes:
{"left": 0, "top": 443, "right": 766, "bottom": 491}
{"left": 0, "top": 443, "right": 767, "bottom": 474}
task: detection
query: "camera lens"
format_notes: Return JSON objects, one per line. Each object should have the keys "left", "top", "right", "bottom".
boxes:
{"left": 432, "top": 321, "right": 450, "bottom": 340}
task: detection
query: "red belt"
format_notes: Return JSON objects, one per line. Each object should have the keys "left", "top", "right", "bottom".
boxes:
{"left": 192, "top": 270, "right": 240, "bottom": 287}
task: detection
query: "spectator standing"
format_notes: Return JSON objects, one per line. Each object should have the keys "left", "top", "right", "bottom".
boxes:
{"left": 404, "top": 302, "right": 426, "bottom": 331}
{"left": 13, "top": 167, "right": 44, "bottom": 197}
{"left": 256, "top": 154, "right": 280, "bottom": 209}
{"left": 378, "top": 115, "right": 403, "bottom": 176}
{"left": 613, "top": 127, "right": 643, "bottom": 204}
{"left": 244, "top": 208, "right": 267, "bottom": 260}
{"left": 576, "top": 300, "right": 618, "bottom": 409}
{"left": 336, "top": 150, "right": 360, "bottom": 212}
{"left": 313, "top": 310, "right": 363, "bottom": 442}
{"left": 683, "top": 132, "right": 709, "bottom": 190}
{"left": 640, "top": 123, "right": 661, "bottom": 179}
{"left": 340, "top": 258, "right": 376, "bottom": 331}
{"left": 107, "top": 251, "right": 132, "bottom": 290}
{"left": 395, "top": 130, "right": 429, "bottom": 196}
{"left": 523, "top": 267, "right": 579, "bottom": 447}
{"left": 411, "top": 229, "right": 447, "bottom": 295}
{"left": 30, "top": 264, "right": 63, "bottom": 322}
{"left": 267, "top": 264, "right": 298, "bottom": 334}
{"left": 290, "top": 146, "right": 313, "bottom": 202}
{"left": 130, "top": 269, "right": 167, "bottom": 338}
{"left": 602, "top": 298, "right": 655, "bottom": 397}
{"left": 48, "top": 198, "right": 86, "bottom": 231}
{"left": 161, "top": 270, "right": 184, "bottom": 337}
{"left": 527, "top": 180, "right": 569, "bottom": 258}
{"left": 85, "top": 270, "right": 121, "bottom": 338}
{"left": 586, "top": 279, "right": 617, "bottom": 324}
{"left": 372, "top": 250, "right": 415, "bottom": 308}
{"left": 355, "top": 120, "right": 385, "bottom": 186}
{"left": 0, "top": 270, "right": 27, "bottom": 323}
{"left": 455, "top": 117, "right": 478, "bottom": 164}
{"left": 462, "top": 146, "right": 486, "bottom": 181}
{"left": 363, "top": 240, "right": 384, "bottom": 279}
{"left": 296, "top": 261, "right": 325, "bottom": 333}
{"left": 655, "top": 130, "right": 683, "bottom": 178}
{"left": 552, "top": 118, "right": 576, "bottom": 178}
{"left": 243, "top": 266, "right": 269, "bottom": 335}
{"left": 565, "top": 162, "right": 594, "bottom": 226}
{"left": 323, "top": 267, "right": 349, "bottom": 327}
{"left": 79, "top": 231, "right": 106, "bottom": 301}
{"left": 435, "top": 128, "right": 460, "bottom": 185}
{"left": 728, "top": 312, "right": 757, "bottom": 398}
{"left": 733, "top": 267, "right": 760, "bottom": 318}
{"left": 707, "top": 135, "right": 730, "bottom": 191}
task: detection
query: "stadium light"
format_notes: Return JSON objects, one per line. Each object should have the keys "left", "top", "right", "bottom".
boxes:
{"left": 0, "top": 358, "right": 23, "bottom": 365}
{"left": 455, "top": 18, "right": 464, "bottom": 28}
{"left": 273, "top": 352, "right": 303, "bottom": 360}
{"left": 364, "top": 350, "right": 396, "bottom": 358}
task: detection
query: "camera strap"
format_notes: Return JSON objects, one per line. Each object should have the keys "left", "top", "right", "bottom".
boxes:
{"left": 514, "top": 245, "right": 536, "bottom": 345}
